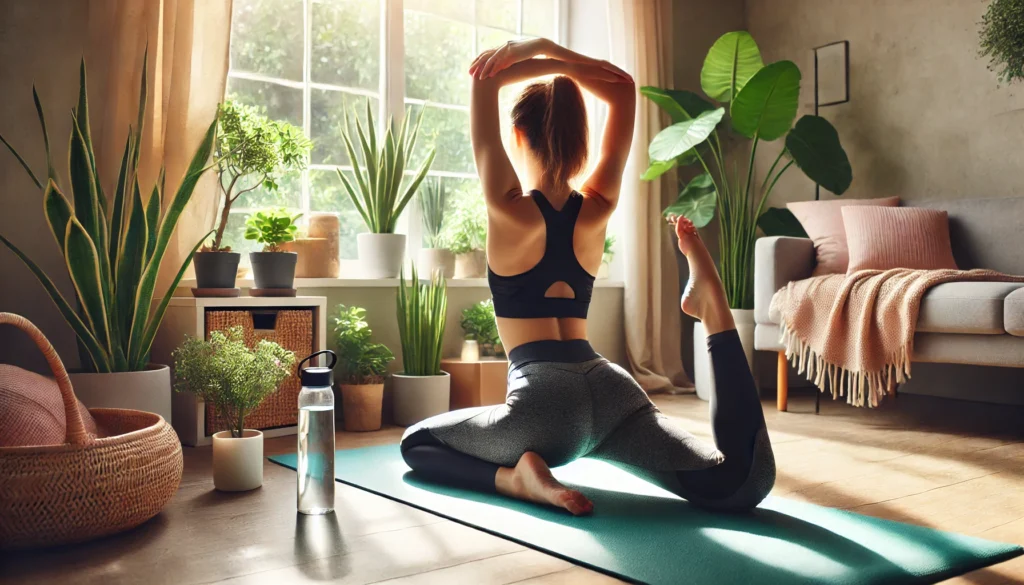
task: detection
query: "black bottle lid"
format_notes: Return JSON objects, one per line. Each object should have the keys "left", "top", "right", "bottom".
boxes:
{"left": 298, "top": 350, "right": 337, "bottom": 387}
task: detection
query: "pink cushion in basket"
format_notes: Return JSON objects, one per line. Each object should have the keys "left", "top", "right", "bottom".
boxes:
{"left": 788, "top": 196, "right": 901, "bottom": 275}
{"left": 0, "top": 364, "right": 99, "bottom": 447}
{"left": 841, "top": 206, "right": 959, "bottom": 274}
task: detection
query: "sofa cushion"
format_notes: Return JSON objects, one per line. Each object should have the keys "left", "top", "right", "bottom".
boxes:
{"left": 1005, "top": 288, "right": 1024, "bottom": 337}
{"left": 787, "top": 196, "right": 900, "bottom": 276}
{"left": 916, "top": 282, "right": 1024, "bottom": 334}
{"left": 843, "top": 207, "right": 958, "bottom": 273}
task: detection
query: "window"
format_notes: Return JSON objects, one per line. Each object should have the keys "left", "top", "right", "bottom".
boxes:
{"left": 224, "top": 0, "right": 563, "bottom": 266}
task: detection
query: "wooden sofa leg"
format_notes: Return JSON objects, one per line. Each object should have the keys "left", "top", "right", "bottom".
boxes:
{"left": 777, "top": 351, "right": 789, "bottom": 412}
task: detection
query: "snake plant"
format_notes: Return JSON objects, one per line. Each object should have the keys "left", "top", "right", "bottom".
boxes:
{"left": 396, "top": 265, "right": 447, "bottom": 376}
{"left": 336, "top": 99, "right": 436, "bottom": 234}
{"left": 0, "top": 53, "right": 217, "bottom": 372}
{"left": 420, "top": 177, "right": 448, "bottom": 248}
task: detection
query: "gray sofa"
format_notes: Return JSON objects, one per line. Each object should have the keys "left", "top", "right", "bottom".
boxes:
{"left": 754, "top": 197, "right": 1024, "bottom": 410}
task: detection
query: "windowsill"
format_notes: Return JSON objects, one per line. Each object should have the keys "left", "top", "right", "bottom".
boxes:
{"left": 178, "top": 277, "right": 625, "bottom": 289}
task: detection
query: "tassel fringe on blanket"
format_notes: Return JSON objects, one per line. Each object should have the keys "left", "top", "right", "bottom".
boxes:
{"left": 770, "top": 268, "right": 1024, "bottom": 408}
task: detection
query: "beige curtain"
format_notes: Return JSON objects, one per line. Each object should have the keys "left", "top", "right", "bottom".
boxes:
{"left": 607, "top": 0, "right": 693, "bottom": 393}
{"left": 86, "top": 0, "right": 232, "bottom": 290}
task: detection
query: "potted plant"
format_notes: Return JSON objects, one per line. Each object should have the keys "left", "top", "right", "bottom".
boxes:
{"left": 335, "top": 99, "right": 436, "bottom": 278}
{"left": 244, "top": 208, "right": 303, "bottom": 290}
{"left": 447, "top": 201, "right": 488, "bottom": 279}
{"left": 417, "top": 177, "right": 454, "bottom": 279}
{"left": 979, "top": 0, "right": 1024, "bottom": 85}
{"left": 332, "top": 304, "right": 394, "bottom": 431}
{"left": 641, "top": 31, "right": 851, "bottom": 398}
{"left": 393, "top": 266, "right": 450, "bottom": 426}
{"left": 0, "top": 54, "right": 217, "bottom": 421}
{"left": 598, "top": 235, "right": 615, "bottom": 279}
{"left": 172, "top": 327, "right": 295, "bottom": 491}
{"left": 195, "top": 100, "right": 311, "bottom": 292}
{"left": 460, "top": 299, "right": 501, "bottom": 358}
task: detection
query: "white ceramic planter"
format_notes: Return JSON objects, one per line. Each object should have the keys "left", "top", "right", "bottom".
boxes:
{"left": 212, "top": 429, "right": 264, "bottom": 491}
{"left": 417, "top": 248, "right": 455, "bottom": 279}
{"left": 392, "top": 371, "right": 451, "bottom": 426}
{"left": 70, "top": 364, "right": 172, "bottom": 422}
{"left": 597, "top": 263, "right": 610, "bottom": 279}
{"left": 692, "top": 309, "right": 756, "bottom": 402}
{"left": 461, "top": 339, "right": 480, "bottom": 362}
{"left": 454, "top": 250, "right": 486, "bottom": 278}
{"left": 357, "top": 233, "right": 406, "bottom": 279}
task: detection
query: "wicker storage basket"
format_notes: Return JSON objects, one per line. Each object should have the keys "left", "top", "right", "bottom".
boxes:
{"left": 0, "top": 313, "right": 183, "bottom": 550}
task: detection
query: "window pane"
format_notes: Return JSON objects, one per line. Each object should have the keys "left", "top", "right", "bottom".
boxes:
{"left": 408, "top": 104, "right": 474, "bottom": 174}
{"left": 309, "top": 169, "right": 366, "bottom": 260}
{"left": 404, "top": 11, "right": 473, "bottom": 106}
{"left": 311, "top": 90, "right": 380, "bottom": 166}
{"left": 233, "top": 170, "right": 303, "bottom": 210}
{"left": 221, "top": 212, "right": 262, "bottom": 257}
{"left": 311, "top": 0, "right": 380, "bottom": 90}
{"left": 440, "top": 177, "right": 487, "bottom": 246}
{"left": 476, "top": 0, "right": 517, "bottom": 31}
{"left": 523, "top": 0, "right": 557, "bottom": 38}
{"left": 226, "top": 77, "right": 303, "bottom": 128}
{"left": 404, "top": 0, "right": 471, "bottom": 23}
{"left": 230, "top": 0, "right": 303, "bottom": 81}
{"left": 476, "top": 26, "right": 519, "bottom": 53}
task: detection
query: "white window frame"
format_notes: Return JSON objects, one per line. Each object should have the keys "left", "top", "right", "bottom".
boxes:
{"left": 225, "top": 0, "right": 563, "bottom": 274}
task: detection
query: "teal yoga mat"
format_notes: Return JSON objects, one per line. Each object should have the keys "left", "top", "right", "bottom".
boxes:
{"left": 270, "top": 446, "right": 1021, "bottom": 585}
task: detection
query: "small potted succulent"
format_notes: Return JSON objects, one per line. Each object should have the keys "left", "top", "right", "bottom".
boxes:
{"left": 598, "top": 235, "right": 615, "bottom": 279}
{"left": 172, "top": 327, "right": 295, "bottom": 491}
{"left": 460, "top": 299, "right": 501, "bottom": 358}
{"left": 196, "top": 100, "right": 311, "bottom": 291}
{"left": 332, "top": 304, "right": 394, "bottom": 431}
{"left": 336, "top": 99, "right": 436, "bottom": 278}
{"left": 245, "top": 208, "right": 303, "bottom": 290}
{"left": 417, "top": 177, "right": 454, "bottom": 279}
{"left": 393, "top": 266, "right": 450, "bottom": 426}
{"left": 447, "top": 201, "right": 487, "bottom": 279}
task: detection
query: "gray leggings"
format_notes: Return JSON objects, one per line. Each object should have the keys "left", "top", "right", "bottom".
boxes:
{"left": 401, "top": 332, "right": 775, "bottom": 511}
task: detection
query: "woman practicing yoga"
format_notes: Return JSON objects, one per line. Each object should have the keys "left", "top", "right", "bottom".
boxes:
{"left": 401, "top": 38, "right": 775, "bottom": 514}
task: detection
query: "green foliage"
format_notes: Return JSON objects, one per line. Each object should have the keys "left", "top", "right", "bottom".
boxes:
{"left": 460, "top": 299, "right": 499, "bottom": 346}
{"left": 420, "top": 177, "right": 448, "bottom": 248}
{"left": 335, "top": 99, "right": 437, "bottom": 233}
{"left": 172, "top": 327, "right": 295, "bottom": 438}
{"left": 979, "top": 0, "right": 1024, "bottom": 84}
{"left": 397, "top": 266, "right": 447, "bottom": 376}
{"left": 643, "top": 30, "right": 852, "bottom": 309}
{"left": 0, "top": 52, "right": 217, "bottom": 372}
{"left": 603, "top": 235, "right": 616, "bottom": 265}
{"left": 445, "top": 198, "right": 487, "bottom": 255}
{"left": 212, "top": 100, "right": 311, "bottom": 251}
{"left": 331, "top": 305, "right": 394, "bottom": 385}
{"left": 244, "top": 208, "right": 302, "bottom": 251}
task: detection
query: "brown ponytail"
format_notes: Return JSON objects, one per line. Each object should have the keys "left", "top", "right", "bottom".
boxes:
{"left": 511, "top": 75, "right": 588, "bottom": 186}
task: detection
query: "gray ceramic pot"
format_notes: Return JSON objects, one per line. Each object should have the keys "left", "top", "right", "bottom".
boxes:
{"left": 193, "top": 251, "right": 240, "bottom": 289}
{"left": 249, "top": 251, "right": 297, "bottom": 289}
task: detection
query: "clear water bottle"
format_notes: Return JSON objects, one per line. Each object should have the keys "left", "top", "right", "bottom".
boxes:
{"left": 297, "top": 350, "right": 336, "bottom": 515}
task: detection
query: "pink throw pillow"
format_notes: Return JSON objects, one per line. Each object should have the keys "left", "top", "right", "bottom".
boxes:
{"left": 787, "top": 197, "right": 901, "bottom": 275}
{"left": 842, "top": 206, "right": 958, "bottom": 274}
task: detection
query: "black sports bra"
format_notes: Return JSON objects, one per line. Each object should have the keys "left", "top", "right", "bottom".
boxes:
{"left": 487, "top": 190, "right": 595, "bottom": 319}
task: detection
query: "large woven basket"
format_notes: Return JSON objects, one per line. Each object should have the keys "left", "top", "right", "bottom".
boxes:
{"left": 0, "top": 313, "right": 183, "bottom": 550}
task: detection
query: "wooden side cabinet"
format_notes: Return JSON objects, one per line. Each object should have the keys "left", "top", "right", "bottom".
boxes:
{"left": 442, "top": 358, "right": 509, "bottom": 410}
{"left": 151, "top": 296, "right": 327, "bottom": 446}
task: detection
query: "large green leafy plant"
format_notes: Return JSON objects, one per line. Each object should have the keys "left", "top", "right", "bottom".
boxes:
{"left": 210, "top": 100, "right": 311, "bottom": 251}
{"left": 643, "top": 31, "right": 852, "bottom": 309}
{"left": 172, "top": 327, "right": 295, "bottom": 438}
{"left": 979, "top": 0, "right": 1024, "bottom": 84}
{"left": 0, "top": 54, "right": 217, "bottom": 372}
{"left": 331, "top": 304, "right": 394, "bottom": 385}
{"left": 396, "top": 266, "right": 447, "bottom": 376}
{"left": 336, "top": 99, "right": 436, "bottom": 233}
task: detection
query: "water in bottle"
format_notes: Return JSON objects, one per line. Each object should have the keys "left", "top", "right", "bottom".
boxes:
{"left": 297, "top": 350, "right": 336, "bottom": 514}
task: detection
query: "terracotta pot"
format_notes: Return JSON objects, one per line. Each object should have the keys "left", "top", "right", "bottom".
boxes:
{"left": 340, "top": 383, "right": 384, "bottom": 432}
{"left": 454, "top": 250, "right": 486, "bottom": 278}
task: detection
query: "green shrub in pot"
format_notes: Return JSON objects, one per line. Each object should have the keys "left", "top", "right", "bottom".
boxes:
{"left": 332, "top": 305, "right": 394, "bottom": 431}
{"left": 244, "top": 208, "right": 303, "bottom": 290}
{"left": 445, "top": 200, "right": 488, "bottom": 279}
{"left": 460, "top": 299, "right": 501, "bottom": 357}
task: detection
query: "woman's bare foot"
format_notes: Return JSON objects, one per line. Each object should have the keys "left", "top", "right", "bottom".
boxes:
{"left": 495, "top": 452, "right": 594, "bottom": 516}
{"left": 669, "top": 215, "right": 735, "bottom": 335}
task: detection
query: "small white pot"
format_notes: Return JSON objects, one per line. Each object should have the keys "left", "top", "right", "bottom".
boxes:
{"left": 357, "top": 233, "right": 406, "bottom": 279}
{"left": 417, "top": 248, "right": 455, "bottom": 279}
{"left": 692, "top": 309, "right": 757, "bottom": 402}
{"left": 212, "top": 429, "right": 264, "bottom": 492}
{"left": 392, "top": 372, "right": 451, "bottom": 426}
{"left": 454, "top": 250, "right": 486, "bottom": 279}
{"left": 461, "top": 339, "right": 480, "bottom": 362}
{"left": 597, "top": 263, "right": 610, "bottom": 279}
{"left": 70, "top": 364, "right": 172, "bottom": 423}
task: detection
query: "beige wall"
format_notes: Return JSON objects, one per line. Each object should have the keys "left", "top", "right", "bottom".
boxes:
{"left": 0, "top": 1, "right": 89, "bottom": 372}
